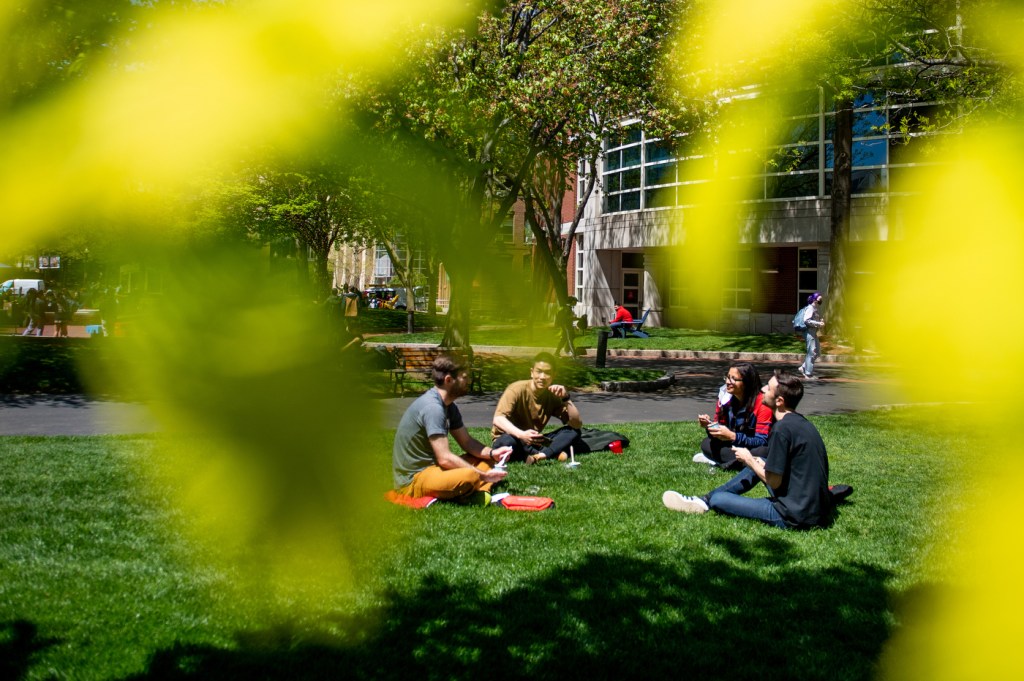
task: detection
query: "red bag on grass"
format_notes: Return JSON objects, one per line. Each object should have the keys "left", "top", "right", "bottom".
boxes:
{"left": 499, "top": 495, "right": 555, "bottom": 512}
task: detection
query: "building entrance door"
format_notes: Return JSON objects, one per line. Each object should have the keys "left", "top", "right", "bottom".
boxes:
{"left": 622, "top": 269, "right": 643, "bottom": 319}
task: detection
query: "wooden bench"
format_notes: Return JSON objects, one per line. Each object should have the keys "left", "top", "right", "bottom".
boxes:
{"left": 383, "top": 346, "right": 486, "bottom": 397}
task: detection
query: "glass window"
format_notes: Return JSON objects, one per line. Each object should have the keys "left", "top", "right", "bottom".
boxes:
{"left": 646, "top": 140, "right": 674, "bottom": 163}
{"left": 826, "top": 140, "right": 887, "bottom": 168}
{"left": 606, "top": 150, "right": 621, "bottom": 171}
{"left": 604, "top": 172, "right": 621, "bottom": 193}
{"left": 645, "top": 187, "right": 676, "bottom": 208}
{"left": 646, "top": 162, "right": 676, "bottom": 186}
{"left": 677, "top": 156, "right": 714, "bottom": 182}
{"left": 620, "top": 191, "right": 641, "bottom": 211}
{"left": 669, "top": 267, "right": 688, "bottom": 307}
{"left": 722, "top": 250, "right": 752, "bottom": 311}
{"left": 851, "top": 168, "right": 886, "bottom": 193}
{"left": 622, "top": 145, "right": 642, "bottom": 167}
{"left": 767, "top": 145, "right": 820, "bottom": 172}
{"left": 575, "top": 234, "right": 584, "bottom": 301}
{"left": 825, "top": 168, "right": 886, "bottom": 194}
{"left": 677, "top": 182, "right": 707, "bottom": 206}
{"left": 798, "top": 247, "right": 818, "bottom": 309}
{"left": 776, "top": 117, "right": 820, "bottom": 146}
{"left": 766, "top": 173, "right": 819, "bottom": 199}
{"left": 621, "top": 168, "right": 642, "bottom": 190}
{"left": 799, "top": 249, "right": 818, "bottom": 269}
{"left": 852, "top": 139, "right": 887, "bottom": 167}
{"left": 853, "top": 108, "right": 887, "bottom": 137}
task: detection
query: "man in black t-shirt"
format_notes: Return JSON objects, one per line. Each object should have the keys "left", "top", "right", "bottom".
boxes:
{"left": 662, "top": 370, "right": 833, "bottom": 529}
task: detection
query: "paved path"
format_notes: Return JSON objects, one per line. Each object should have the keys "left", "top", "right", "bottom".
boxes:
{"left": 0, "top": 355, "right": 907, "bottom": 436}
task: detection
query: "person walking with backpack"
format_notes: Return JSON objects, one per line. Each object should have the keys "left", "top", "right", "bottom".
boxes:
{"left": 795, "top": 292, "right": 825, "bottom": 379}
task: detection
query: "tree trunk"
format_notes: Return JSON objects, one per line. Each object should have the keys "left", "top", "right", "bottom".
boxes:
{"left": 427, "top": 254, "right": 439, "bottom": 318}
{"left": 294, "top": 238, "right": 311, "bottom": 299}
{"left": 440, "top": 268, "right": 471, "bottom": 349}
{"left": 312, "top": 247, "right": 332, "bottom": 302}
{"left": 827, "top": 96, "right": 853, "bottom": 341}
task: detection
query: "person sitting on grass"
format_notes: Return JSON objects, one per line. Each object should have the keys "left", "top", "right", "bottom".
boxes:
{"left": 392, "top": 355, "right": 511, "bottom": 505}
{"left": 491, "top": 352, "right": 584, "bottom": 465}
{"left": 692, "top": 362, "right": 773, "bottom": 470}
{"left": 663, "top": 370, "right": 834, "bottom": 530}
{"left": 608, "top": 302, "right": 634, "bottom": 338}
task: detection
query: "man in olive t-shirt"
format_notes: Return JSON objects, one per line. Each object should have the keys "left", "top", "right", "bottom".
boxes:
{"left": 491, "top": 352, "right": 584, "bottom": 464}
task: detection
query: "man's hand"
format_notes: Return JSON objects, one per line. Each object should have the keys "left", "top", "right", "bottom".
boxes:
{"left": 491, "top": 445, "right": 513, "bottom": 462}
{"left": 520, "top": 428, "right": 546, "bottom": 445}
{"left": 733, "top": 446, "right": 754, "bottom": 465}
{"left": 548, "top": 384, "right": 569, "bottom": 400}
{"left": 480, "top": 468, "right": 508, "bottom": 484}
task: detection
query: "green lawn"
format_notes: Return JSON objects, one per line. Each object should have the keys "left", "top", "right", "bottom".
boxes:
{"left": 0, "top": 408, "right": 964, "bottom": 680}
{"left": 370, "top": 326, "right": 808, "bottom": 354}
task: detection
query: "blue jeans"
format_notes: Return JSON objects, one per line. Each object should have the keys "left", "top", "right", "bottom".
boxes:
{"left": 707, "top": 468, "right": 787, "bottom": 529}
{"left": 609, "top": 322, "right": 631, "bottom": 338}
{"left": 802, "top": 329, "right": 819, "bottom": 375}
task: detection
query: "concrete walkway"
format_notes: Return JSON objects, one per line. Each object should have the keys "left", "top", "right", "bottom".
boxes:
{"left": 0, "top": 353, "right": 906, "bottom": 436}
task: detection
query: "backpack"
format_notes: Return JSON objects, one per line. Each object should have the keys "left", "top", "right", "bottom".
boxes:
{"left": 792, "top": 305, "right": 810, "bottom": 332}
{"left": 577, "top": 428, "right": 631, "bottom": 453}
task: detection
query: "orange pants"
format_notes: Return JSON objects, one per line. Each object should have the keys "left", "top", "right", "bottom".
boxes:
{"left": 399, "top": 460, "right": 495, "bottom": 500}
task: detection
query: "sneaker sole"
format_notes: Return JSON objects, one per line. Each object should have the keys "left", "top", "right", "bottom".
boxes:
{"left": 662, "top": 491, "right": 708, "bottom": 514}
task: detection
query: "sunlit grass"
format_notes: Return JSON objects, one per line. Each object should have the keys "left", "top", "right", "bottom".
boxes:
{"left": 0, "top": 408, "right": 970, "bottom": 679}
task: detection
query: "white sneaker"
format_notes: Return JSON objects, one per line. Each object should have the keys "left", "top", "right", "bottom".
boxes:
{"left": 692, "top": 452, "right": 718, "bottom": 466}
{"left": 662, "top": 491, "right": 709, "bottom": 514}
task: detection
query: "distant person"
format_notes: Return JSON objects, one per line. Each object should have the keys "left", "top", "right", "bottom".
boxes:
{"left": 692, "top": 362, "right": 773, "bottom": 470}
{"left": 797, "top": 292, "right": 825, "bottom": 379}
{"left": 608, "top": 302, "right": 633, "bottom": 338}
{"left": 554, "top": 296, "right": 580, "bottom": 358}
{"left": 392, "top": 355, "right": 510, "bottom": 505}
{"left": 343, "top": 285, "right": 360, "bottom": 317}
{"left": 49, "top": 289, "right": 72, "bottom": 337}
{"left": 20, "top": 289, "right": 46, "bottom": 336}
{"left": 491, "top": 352, "right": 584, "bottom": 464}
{"left": 663, "top": 370, "right": 834, "bottom": 530}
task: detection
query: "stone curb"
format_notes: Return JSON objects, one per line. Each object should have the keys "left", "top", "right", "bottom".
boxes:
{"left": 600, "top": 372, "right": 676, "bottom": 393}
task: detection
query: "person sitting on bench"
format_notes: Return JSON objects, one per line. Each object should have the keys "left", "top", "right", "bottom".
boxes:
{"left": 608, "top": 303, "right": 633, "bottom": 339}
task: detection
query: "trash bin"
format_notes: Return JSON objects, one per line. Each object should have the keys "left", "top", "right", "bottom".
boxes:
{"left": 596, "top": 329, "right": 610, "bottom": 368}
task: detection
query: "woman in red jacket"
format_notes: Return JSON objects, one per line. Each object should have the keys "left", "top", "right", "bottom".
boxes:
{"left": 693, "top": 362, "right": 773, "bottom": 470}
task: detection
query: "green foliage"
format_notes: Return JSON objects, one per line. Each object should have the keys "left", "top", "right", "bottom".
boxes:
{"left": 351, "top": 0, "right": 696, "bottom": 345}
{"left": 0, "top": 407, "right": 970, "bottom": 679}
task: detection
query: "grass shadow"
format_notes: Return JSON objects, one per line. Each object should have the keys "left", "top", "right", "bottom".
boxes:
{"left": 0, "top": 620, "right": 63, "bottom": 680}
{"left": 117, "top": 548, "right": 893, "bottom": 681}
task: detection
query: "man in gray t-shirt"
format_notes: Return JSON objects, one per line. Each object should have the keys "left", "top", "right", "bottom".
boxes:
{"left": 392, "top": 355, "right": 510, "bottom": 501}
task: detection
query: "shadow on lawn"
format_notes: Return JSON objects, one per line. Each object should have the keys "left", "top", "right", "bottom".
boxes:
{"left": 0, "top": 620, "right": 63, "bottom": 680}
{"left": 119, "top": 544, "right": 893, "bottom": 681}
